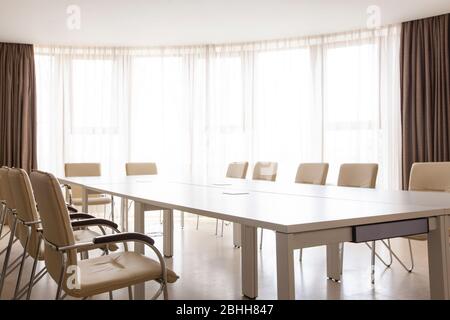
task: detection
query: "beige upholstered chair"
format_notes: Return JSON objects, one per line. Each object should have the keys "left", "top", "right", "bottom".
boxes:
{"left": 226, "top": 162, "right": 249, "bottom": 179}
{"left": 64, "top": 163, "right": 114, "bottom": 220}
{"left": 125, "top": 162, "right": 158, "bottom": 176}
{"left": 1, "top": 168, "right": 120, "bottom": 299}
{"left": 0, "top": 166, "right": 17, "bottom": 296}
{"left": 196, "top": 162, "right": 250, "bottom": 235}
{"left": 337, "top": 163, "right": 380, "bottom": 283}
{"left": 0, "top": 167, "right": 10, "bottom": 241}
{"left": 295, "top": 163, "right": 329, "bottom": 185}
{"left": 395, "top": 162, "right": 450, "bottom": 272}
{"left": 216, "top": 162, "right": 249, "bottom": 236}
{"left": 295, "top": 163, "right": 329, "bottom": 260}
{"left": 253, "top": 162, "right": 278, "bottom": 249}
{"left": 30, "top": 170, "right": 178, "bottom": 300}
{"left": 337, "top": 163, "right": 378, "bottom": 188}
{"left": 252, "top": 162, "right": 278, "bottom": 182}
{"left": 124, "top": 162, "right": 161, "bottom": 231}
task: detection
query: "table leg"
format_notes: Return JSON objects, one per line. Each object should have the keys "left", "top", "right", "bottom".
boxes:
{"left": 241, "top": 224, "right": 257, "bottom": 298}
{"left": 276, "top": 232, "right": 295, "bottom": 300}
{"left": 163, "top": 209, "right": 174, "bottom": 258}
{"left": 180, "top": 211, "right": 184, "bottom": 229}
{"left": 120, "top": 197, "right": 128, "bottom": 232}
{"left": 81, "top": 188, "right": 88, "bottom": 213}
{"left": 326, "top": 243, "right": 341, "bottom": 281}
{"left": 428, "top": 215, "right": 450, "bottom": 299}
{"left": 233, "top": 223, "right": 241, "bottom": 248}
{"left": 134, "top": 201, "right": 145, "bottom": 299}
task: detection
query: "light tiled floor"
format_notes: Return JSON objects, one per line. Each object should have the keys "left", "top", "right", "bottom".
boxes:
{"left": 0, "top": 210, "right": 430, "bottom": 300}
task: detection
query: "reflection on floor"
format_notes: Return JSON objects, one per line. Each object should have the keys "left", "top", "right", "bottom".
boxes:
{"left": 0, "top": 210, "right": 430, "bottom": 300}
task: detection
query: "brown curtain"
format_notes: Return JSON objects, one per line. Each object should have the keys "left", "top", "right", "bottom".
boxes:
{"left": 401, "top": 14, "right": 450, "bottom": 189}
{"left": 0, "top": 43, "right": 37, "bottom": 172}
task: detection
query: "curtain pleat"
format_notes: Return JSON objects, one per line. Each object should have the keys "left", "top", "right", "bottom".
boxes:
{"left": 401, "top": 14, "right": 450, "bottom": 189}
{"left": 0, "top": 43, "right": 37, "bottom": 172}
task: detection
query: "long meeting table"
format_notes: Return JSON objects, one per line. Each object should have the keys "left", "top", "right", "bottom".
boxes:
{"left": 58, "top": 176, "right": 450, "bottom": 300}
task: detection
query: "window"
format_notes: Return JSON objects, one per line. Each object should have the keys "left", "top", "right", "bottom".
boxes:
{"left": 69, "top": 59, "right": 117, "bottom": 134}
{"left": 323, "top": 43, "right": 381, "bottom": 182}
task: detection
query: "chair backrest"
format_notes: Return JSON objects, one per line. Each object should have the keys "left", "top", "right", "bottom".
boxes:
{"left": 0, "top": 167, "right": 15, "bottom": 226}
{"left": 64, "top": 163, "right": 101, "bottom": 198}
{"left": 252, "top": 162, "right": 278, "bottom": 182}
{"left": 337, "top": 163, "right": 378, "bottom": 188}
{"left": 30, "top": 170, "right": 77, "bottom": 285}
{"left": 226, "top": 162, "right": 249, "bottom": 179}
{"left": 409, "top": 162, "right": 450, "bottom": 192}
{"left": 125, "top": 162, "right": 158, "bottom": 176}
{"left": 8, "top": 168, "right": 43, "bottom": 259}
{"left": 0, "top": 167, "right": 16, "bottom": 210}
{"left": 295, "top": 163, "right": 329, "bottom": 185}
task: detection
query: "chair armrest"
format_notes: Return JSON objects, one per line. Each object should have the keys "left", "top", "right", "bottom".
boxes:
{"left": 71, "top": 218, "right": 119, "bottom": 231}
{"left": 69, "top": 213, "right": 96, "bottom": 220}
{"left": 67, "top": 205, "right": 78, "bottom": 213}
{"left": 93, "top": 232, "right": 155, "bottom": 246}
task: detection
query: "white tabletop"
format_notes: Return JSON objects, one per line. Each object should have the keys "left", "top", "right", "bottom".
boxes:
{"left": 59, "top": 176, "right": 449, "bottom": 233}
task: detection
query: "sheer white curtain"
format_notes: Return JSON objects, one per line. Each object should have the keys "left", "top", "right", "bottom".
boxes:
{"left": 35, "top": 25, "right": 402, "bottom": 189}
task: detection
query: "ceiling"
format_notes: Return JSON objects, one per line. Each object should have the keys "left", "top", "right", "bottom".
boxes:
{"left": 0, "top": 0, "right": 449, "bottom": 47}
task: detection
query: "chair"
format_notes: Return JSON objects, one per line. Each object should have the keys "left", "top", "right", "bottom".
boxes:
{"left": 124, "top": 162, "right": 160, "bottom": 232}
{"left": 253, "top": 162, "right": 278, "bottom": 249}
{"left": 295, "top": 163, "right": 329, "bottom": 185}
{"left": 226, "top": 162, "right": 249, "bottom": 180}
{"left": 337, "top": 163, "right": 380, "bottom": 283}
{"left": 295, "top": 163, "right": 329, "bottom": 260}
{"left": 125, "top": 162, "right": 158, "bottom": 176}
{"left": 30, "top": 170, "right": 178, "bottom": 300}
{"left": 337, "top": 163, "right": 378, "bottom": 188}
{"left": 1, "top": 168, "right": 120, "bottom": 299}
{"left": 0, "top": 168, "right": 10, "bottom": 242}
{"left": 391, "top": 162, "right": 450, "bottom": 273}
{"left": 213, "top": 162, "right": 248, "bottom": 236}
{"left": 0, "top": 166, "right": 19, "bottom": 297}
{"left": 253, "top": 162, "right": 278, "bottom": 182}
{"left": 64, "top": 163, "right": 114, "bottom": 221}
{"left": 195, "top": 162, "right": 249, "bottom": 236}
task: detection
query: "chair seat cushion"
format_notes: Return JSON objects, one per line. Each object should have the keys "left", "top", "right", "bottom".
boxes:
{"left": 406, "top": 233, "right": 428, "bottom": 241}
{"left": 73, "top": 228, "right": 119, "bottom": 252}
{"left": 72, "top": 196, "right": 112, "bottom": 206}
{"left": 406, "top": 228, "right": 450, "bottom": 241}
{"left": 69, "top": 251, "right": 178, "bottom": 297}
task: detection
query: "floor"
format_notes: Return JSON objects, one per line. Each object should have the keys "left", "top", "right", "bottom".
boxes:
{"left": 0, "top": 209, "right": 431, "bottom": 300}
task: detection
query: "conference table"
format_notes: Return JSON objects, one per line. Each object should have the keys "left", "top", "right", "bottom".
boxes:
{"left": 58, "top": 175, "right": 450, "bottom": 300}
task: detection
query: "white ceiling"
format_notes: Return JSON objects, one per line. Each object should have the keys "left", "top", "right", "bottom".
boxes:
{"left": 0, "top": 0, "right": 449, "bottom": 47}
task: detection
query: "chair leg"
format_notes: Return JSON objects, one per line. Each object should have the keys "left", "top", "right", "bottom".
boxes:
{"left": 13, "top": 228, "right": 31, "bottom": 299}
{"left": 0, "top": 204, "right": 6, "bottom": 239}
{"left": 26, "top": 237, "right": 43, "bottom": 300}
{"left": 128, "top": 286, "right": 133, "bottom": 300}
{"left": 181, "top": 211, "right": 184, "bottom": 229}
{"left": 365, "top": 241, "right": 393, "bottom": 267}
{"left": 380, "top": 238, "right": 414, "bottom": 272}
{"left": 160, "top": 211, "right": 163, "bottom": 224}
{"left": 371, "top": 241, "right": 376, "bottom": 284}
{"left": 299, "top": 249, "right": 303, "bottom": 262}
{"left": 259, "top": 229, "right": 263, "bottom": 250}
{"left": 0, "top": 217, "right": 18, "bottom": 297}
{"left": 163, "top": 284, "right": 168, "bottom": 300}
{"left": 340, "top": 243, "right": 344, "bottom": 275}
{"left": 109, "top": 291, "right": 113, "bottom": 300}
{"left": 221, "top": 220, "right": 224, "bottom": 237}
{"left": 215, "top": 219, "right": 218, "bottom": 235}
{"left": 196, "top": 215, "right": 200, "bottom": 230}
{"left": 111, "top": 196, "right": 115, "bottom": 222}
